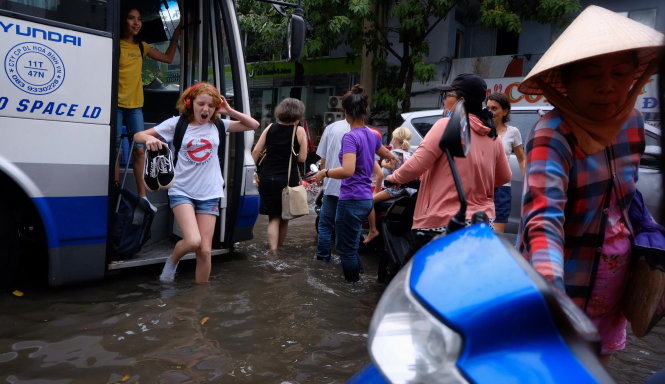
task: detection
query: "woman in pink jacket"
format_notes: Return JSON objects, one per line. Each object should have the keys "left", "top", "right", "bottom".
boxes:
{"left": 386, "top": 73, "right": 511, "bottom": 252}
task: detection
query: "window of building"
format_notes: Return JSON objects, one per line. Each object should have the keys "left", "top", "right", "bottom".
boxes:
{"left": 618, "top": 8, "right": 657, "bottom": 28}
{"left": 496, "top": 29, "right": 518, "bottom": 55}
{"left": 454, "top": 29, "right": 463, "bottom": 58}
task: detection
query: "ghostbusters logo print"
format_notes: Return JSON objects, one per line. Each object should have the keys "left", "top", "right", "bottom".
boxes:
{"left": 185, "top": 137, "right": 214, "bottom": 165}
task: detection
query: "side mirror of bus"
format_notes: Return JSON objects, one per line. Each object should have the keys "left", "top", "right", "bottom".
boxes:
{"left": 288, "top": 12, "right": 305, "bottom": 61}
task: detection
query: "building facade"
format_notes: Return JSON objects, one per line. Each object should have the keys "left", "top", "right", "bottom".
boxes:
{"left": 244, "top": 0, "right": 663, "bottom": 146}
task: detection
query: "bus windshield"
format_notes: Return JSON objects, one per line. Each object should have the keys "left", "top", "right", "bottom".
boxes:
{"left": 1, "top": 0, "right": 109, "bottom": 31}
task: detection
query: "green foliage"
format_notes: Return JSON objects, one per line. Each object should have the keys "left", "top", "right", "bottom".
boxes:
{"left": 349, "top": 0, "right": 372, "bottom": 17}
{"left": 480, "top": 0, "right": 579, "bottom": 32}
{"left": 413, "top": 62, "right": 436, "bottom": 83}
{"left": 533, "top": 0, "right": 581, "bottom": 26}
{"left": 480, "top": 0, "right": 523, "bottom": 33}
{"left": 237, "top": 0, "right": 288, "bottom": 59}
{"left": 328, "top": 16, "right": 352, "bottom": 34}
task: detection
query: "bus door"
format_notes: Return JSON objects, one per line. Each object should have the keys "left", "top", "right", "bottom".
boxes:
{"left": 179, "top": 0, "right": 259, "bottom": 249}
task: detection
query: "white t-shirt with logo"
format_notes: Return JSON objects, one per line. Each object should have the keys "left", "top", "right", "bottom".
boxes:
{"left": 154, "top": 116, "right": 229, "bottom": 200}
{"left": 499, "top": 125, "right": 522, "bottom": 187}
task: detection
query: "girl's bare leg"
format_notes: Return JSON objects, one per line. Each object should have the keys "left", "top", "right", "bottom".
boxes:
{"left": 194, "top": 213, "right": 217, "bottom": 283}
{"left": 133, "top": 146, "right": 147, "bottom": 197}
{"left": 171, "top": 204, "right": 202, "bottom": 262}
{"left": 364, "top": 191, "right": 391, "bottom": 244}
{"left": 160, "top": 204, "right": 200, "bottom": 282}
{"left": 364, "top": 209, "right": 379, "bottom": 244}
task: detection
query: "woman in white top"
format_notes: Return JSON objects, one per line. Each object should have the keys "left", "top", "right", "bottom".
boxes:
{"left": 486, "top": 92, "right": 526, "bottom": 233}
{"left": 134, "top": 83, "right": 259, "bottom": 283}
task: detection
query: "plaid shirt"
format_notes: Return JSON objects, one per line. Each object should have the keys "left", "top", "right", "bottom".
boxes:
{"left": 518, "top": 109, "right": 644, "bottom": 307}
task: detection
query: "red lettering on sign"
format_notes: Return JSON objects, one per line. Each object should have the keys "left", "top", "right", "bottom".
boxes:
{"left": 504, "top": 82, "right": 523, "bottom": 103}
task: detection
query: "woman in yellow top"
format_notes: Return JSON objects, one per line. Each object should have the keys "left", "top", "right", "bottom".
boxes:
{"left": 115, "top": 6, "right": 182, "bottom": 209}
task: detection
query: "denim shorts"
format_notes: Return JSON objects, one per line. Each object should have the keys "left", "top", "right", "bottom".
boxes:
{"left": 384, "top": 187, "right": 407, "bottom": 198}
{"left": 116, "top": 107, "right": 146, "bottom": 149}
{"left": 169, "top": 195, "right": 221, "bottom": 216}
{"left": 384, "top": 187, "right": 417, "bottom": 198}
{"left": 493, "top": 185, "right": 512, "bottom": 223}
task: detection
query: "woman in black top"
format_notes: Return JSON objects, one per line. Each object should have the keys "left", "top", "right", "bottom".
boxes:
{"left": 252, "top": 98, "right": 308, "bottom": 251}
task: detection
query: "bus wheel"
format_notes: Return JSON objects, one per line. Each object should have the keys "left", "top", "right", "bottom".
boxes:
{"left": 0, "top": 200, "right": 20, "bottom": 290}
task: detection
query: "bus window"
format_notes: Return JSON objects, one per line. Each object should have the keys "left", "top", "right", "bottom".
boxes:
{"left": 1, "top": 0, "right": 108, "bottom": 31}
{"left": 141, "top": 1, "right": 181, "bottom": 124}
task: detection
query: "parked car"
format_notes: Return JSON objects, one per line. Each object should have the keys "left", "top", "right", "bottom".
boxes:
{"left": 400, "top": 108, "right": 663, "bottom": 234}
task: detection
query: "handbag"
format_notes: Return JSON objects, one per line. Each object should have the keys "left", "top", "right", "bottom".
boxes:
{"left": 281, "top": 124, "right": 309, "bottom": 220}
{"left": 257, "top": 149, "right": 267, "bottom": 170}
{"left": 255, "top": 149, "right": 267, "bottom": 186}
{"left": 256, "top": 123, "right": 271, "bottom": 173}
{"left": 620, "top": 189, "right": 665, "bottom": 337}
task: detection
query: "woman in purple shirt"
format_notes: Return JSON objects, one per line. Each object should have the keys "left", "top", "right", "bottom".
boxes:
{"left": 316, "top": 85, "right": 395, "bottom": 282}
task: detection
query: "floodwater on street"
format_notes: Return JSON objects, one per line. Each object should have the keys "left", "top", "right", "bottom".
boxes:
{"left": 608, "top": 323, "right": 665, "bottom": 383}
{"left": 0, "top": 214, "right": 384, "bottom": 383}
{"left": 0, "top": 213, "right": 664, "bottom": 383}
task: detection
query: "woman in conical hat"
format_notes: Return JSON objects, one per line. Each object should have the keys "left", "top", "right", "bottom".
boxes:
{"left": 516, "top": 5, "right": 663, "bottom": 360}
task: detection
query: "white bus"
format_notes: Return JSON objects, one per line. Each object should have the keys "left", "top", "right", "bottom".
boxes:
{"left": 0, "top": 0, "right": 298, "bottom": 287}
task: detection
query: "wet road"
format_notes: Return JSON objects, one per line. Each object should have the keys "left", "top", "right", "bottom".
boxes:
{"left": 0, "top": 215, "right": 384, "bottom": 383}
{"left": 608, "top": 325, "right": 665, "bottom": 383}
{"left": 1, "top": 213, "right": 664, "bottom": 383}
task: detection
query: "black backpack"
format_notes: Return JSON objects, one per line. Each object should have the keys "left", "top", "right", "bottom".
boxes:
{"left": 110, "top": 181, "right": 155, "bottom": 260}
{"left": 172, "top": 115, "right": 227, "bottom": 167}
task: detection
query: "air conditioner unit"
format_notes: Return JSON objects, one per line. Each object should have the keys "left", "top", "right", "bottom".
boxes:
{"left": 324, "top": 112, "right": 344, "bottom": 126}
{"left": 328, "top": 96, "right": 342, "bottom": 109}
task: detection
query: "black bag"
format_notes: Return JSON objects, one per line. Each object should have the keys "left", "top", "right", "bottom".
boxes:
{"left": 110, "top": 138, "right": 155, "bottom": 259}
{"left": 110, "top": 185, "right": 154, "bottom": 259}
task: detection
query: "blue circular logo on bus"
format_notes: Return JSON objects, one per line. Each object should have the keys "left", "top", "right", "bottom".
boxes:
{"left": 4, "top": 42, "right": 65, "bottom": 95}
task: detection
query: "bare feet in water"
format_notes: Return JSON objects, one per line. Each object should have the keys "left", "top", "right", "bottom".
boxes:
{"left": 363, "top": 229, "right": 380, "bottom": 244}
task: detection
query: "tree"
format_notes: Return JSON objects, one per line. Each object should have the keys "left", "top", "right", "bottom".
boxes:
{"left": 238, "top": 0, "right": 581, "bottom": 131}
{"left": 365, "top": 0, "right": 581, "bottom": 131}
{"left": 237, "top": 1, "right": 289, "bottom": 61}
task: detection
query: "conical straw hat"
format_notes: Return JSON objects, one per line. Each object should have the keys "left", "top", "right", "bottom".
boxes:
{"left": 519, "top": 5, "right": 663, "bottom": 95}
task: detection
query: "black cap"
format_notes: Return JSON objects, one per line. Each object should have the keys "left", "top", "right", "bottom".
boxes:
{"left": 435, "top": 84, "right": 454, "bottom": 92}
{"left": 436, "top": 73, "right": 487, "bottom": 101}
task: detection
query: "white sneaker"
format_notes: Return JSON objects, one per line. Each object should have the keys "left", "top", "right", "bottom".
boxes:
{"left": 142, "top": 196, "right": 158, "bottom": 213}
{"left": 159, "top": 259, "right": 178, "bottom": 283}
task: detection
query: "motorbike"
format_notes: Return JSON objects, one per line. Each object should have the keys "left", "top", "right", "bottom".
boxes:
{"left": 301, "top": 163, "right": 320, "bottom": 207}
{"left": 348, "top": 100, "right": 614, "bottom": 383}
{"left": 312, "top": 162, "right": 420, "bottom": 285}
{"left": 375, "top": 178, "right": 420, "bottom": 284}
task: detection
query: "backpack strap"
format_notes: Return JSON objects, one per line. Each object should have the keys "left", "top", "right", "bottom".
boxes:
{"left": 173, "top": 115, "right": 227, "bottom": 167}
{"left": 172, "top": 115, "right": 189, "bottom": 167}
